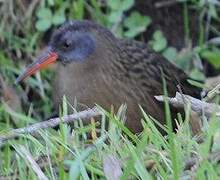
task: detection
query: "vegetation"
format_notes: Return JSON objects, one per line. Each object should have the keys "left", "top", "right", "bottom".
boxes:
{"left": 0, "top": 0, "right": 220, "bottom": 179}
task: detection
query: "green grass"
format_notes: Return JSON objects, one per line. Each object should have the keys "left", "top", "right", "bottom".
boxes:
{"left": 1, "top": 104, "right": 220, "bottom": 179}
{"left": 1, "top": 0, "right": 220, "bottom": 179}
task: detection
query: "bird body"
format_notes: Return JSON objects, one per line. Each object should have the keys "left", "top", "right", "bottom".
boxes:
{"left": 16, "top": 20, "right": 201, "bottom": 133}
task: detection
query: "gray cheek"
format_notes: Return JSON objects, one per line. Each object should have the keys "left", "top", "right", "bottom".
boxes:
{"left": 73, "top": 45, "right": 95, "bottom": 61}
{"left": 66, "top": 41, "right": 95, "bottom": 62}
{"left": 59, "top": 47, "right": 95, "bottom": 63}
{"left": 58, "top": 33, "right": 96, "bottom": 63}
{"left": 74, "top": 34, "right": 96, "bottom": 61}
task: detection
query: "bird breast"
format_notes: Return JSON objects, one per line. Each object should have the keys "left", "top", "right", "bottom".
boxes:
{"left": 53, "top": 61, "right": 127, "bottom": 111}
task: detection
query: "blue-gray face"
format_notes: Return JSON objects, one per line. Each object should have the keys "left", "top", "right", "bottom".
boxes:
{"left": 50, "top": 31, "right": 96, "bottom": 63}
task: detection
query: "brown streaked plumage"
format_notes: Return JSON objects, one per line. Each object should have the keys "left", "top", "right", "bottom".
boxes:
{"left": 16, "top": 20, "right": 201, "bottom": 133}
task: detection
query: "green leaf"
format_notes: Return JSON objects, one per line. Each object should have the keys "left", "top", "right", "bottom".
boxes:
{"left": 108, "top": 11, "right": 123, "bottom": 23}
{"left": 35, "top": 19, "right": 52, "bottom": 31}
{"left": 152, "top": 38, "right": 167, "bottom": 52}
{"left": 35, "top": 7, "right": 52, "bottom": 31}
{"left": 187, "top": 79, "right": 205, "bottom": 89}
{"left": 107, "top": 0, "right": 134, "bottom": 11}
{"left": 162, "top": 47, "right": 177, "bottom": 61}
{"left": 201, "top": 49, "right": 220, "bottom": 69}
{"left": 52, "top": 13, "right": 66, "bottom": 25}
{"left": 36, "top": 8, "right": 52, "bottom": 19}
{"left": 153, "top": 30, "right": 161, "bottom": 39}
{"left": 107, "top": 0, "right": 120, "bottom": 10}
{"left": 189, "top": 68, "right": 205, "bottom": 81}
{"left": 174, "top": 50, "right": 193, "bottom": 70}
{"left": 121, "top": 0, "right": 134, "bottom": 11}
{"left": 151, "top": 30, "right": 167, "bottom": 52}
{"left": 47, "top": 0, "right": 55, "bottom": 6}
{"left": 124, "top": 12, "right": 151, "bottom": 38}
{"left": 209, "top": 4, "right": 217, "bottom": 19}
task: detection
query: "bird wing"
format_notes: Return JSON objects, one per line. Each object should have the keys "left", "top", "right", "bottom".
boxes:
{"left": 117, "top": 39, "right": 201, "bottom": 98}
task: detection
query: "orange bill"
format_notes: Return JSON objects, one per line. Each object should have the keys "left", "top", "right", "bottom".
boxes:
{"left": 15, "top": 49, "right": 58, "bottom": 84}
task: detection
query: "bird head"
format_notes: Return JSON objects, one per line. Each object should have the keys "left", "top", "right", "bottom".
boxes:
{"left": 15, "top": 20, "right": 115, "bottom": 84}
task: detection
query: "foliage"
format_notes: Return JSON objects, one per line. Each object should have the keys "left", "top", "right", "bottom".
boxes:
{"left": 94, "top": 0, "right": 152, "bottom": 38}
{"left": 1, "top": 102, "right": 220, "bottom": 179}
{"left": 150, "top": 30, "right": 168, "bottom": 52}
{"left": 36, "top": 7, "right": 66, "bottom": 31}
{"left": 123, "top": 11, "right": 152, "bottom": 38}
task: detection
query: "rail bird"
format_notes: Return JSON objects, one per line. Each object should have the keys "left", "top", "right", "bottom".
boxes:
{"left": 16, "top": 20, "right": 201, "bottom": 132}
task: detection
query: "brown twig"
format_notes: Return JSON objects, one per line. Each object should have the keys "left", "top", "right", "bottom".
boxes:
{"left": 155, "top": 92, "right": 220, "bottom": 118}
{"left": 0, "top": 107, "right": 101, "bottom": 145}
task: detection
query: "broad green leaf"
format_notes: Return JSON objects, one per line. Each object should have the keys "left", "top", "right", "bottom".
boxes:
{"left": 151, "top": 30, "right": 167, "bottom": 52}
{"left": 35, "top": 19, "right": 52, "bottom": 31}
{"left": 162, "top": 47, "right": 177, "bottom": 61}
{"left": 36, "top": 8, "right": 52, "bottom": 19}
{"left": 124, "top": 12, "right": 151, "bottom": 29}
{"left": 121, "top": 0, "right": 134, "bottom": 11}
{"left": 189, "top": 68, "right": 205, "bottom": 81}
{"left": 47, "top": 0, "right": 54, "bottom": 6}
{"left": 209, "top": 4, "right": 217, "bottom": 18}
{"left": 107, "top": 0, "right": 120, "bottom": 10}
{"left": 124, "top": 12, "right": 151, "bottom": 38}
{"left": 153, "top": 30, "right": 163, "bottom": 40}
{"left": 108, "top": 0, "right": 134, "bottom": 11}
{"left": 52, "top": 13, "right": 66, "bottom": 25}
{"left": 174, "top": 50, "right": 193, "bottom": 70}
{"left": 108, "top": 11, "right": 123, "bottom": 23}
{"left": 152, "top": 38, "right": 167, "bottom": 52}
{"left": 201, "top": 49, "right": 220, "bottom": 69}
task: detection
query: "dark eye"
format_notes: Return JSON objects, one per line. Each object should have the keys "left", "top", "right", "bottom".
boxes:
{"left": 63, "top": 40, "right": 71, "bottom": 49}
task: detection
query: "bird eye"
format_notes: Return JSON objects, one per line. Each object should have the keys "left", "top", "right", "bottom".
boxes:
{"left": 63, "top": 40, "right": 71, "bottom": 49}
